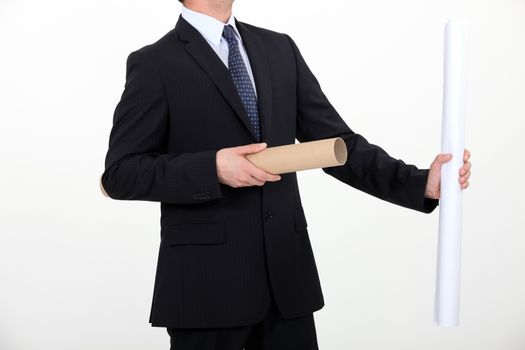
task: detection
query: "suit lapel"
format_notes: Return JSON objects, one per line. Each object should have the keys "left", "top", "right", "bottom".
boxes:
{"left": 174, "top": 15, "right": 273, "bottom": 144}
{"left": 175, "top": 15, "right": 258, "bottom": 142}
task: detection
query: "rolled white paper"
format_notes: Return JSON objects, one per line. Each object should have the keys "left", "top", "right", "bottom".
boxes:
{"left": 433, "top": 19, "right": 468, "bottom": 327}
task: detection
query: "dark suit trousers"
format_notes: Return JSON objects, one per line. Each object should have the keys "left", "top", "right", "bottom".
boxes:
{"left": 166, "top": 292, "right": 319, "bottom": 350}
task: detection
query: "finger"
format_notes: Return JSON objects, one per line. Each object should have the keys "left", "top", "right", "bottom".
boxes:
{"left": 459, "top": 164, "right": 469, "bottom": 174}
{"left": 461, "top": 180, "right": 469, "bottom": 189}
{"left": 248, "top": 175, "right": 265, "bottom": 186}
{"left": 464, "top": 148, "right": 470, "bottom": 161}
{"left": 239, "top": 175, "right": 264, "bottom": 187}
{"left": 459, "top": 171, "right": 471, "bottom": 183}
{"left": 236, "top": 142, "right": 267, "bottom": 155}
{"left": 248, "top": 165, "right": 281, "bottom": 182}
{"left": 460, "top": 161, "right": 472, "bottom": 175}
{"left": 242, "top": 158, "right": 280, "bottom": 181}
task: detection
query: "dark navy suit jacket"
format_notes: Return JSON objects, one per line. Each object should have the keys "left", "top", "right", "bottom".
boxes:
{"left": 102, "top": 15, "right": 439, "bottom": 329}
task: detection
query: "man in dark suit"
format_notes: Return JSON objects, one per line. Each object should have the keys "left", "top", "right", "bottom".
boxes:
{"left": 101, "top": 0, "right": 472, "bottom": 348}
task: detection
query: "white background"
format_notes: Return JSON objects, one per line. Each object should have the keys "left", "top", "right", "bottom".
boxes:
{"left": 1, "top": 0, "right": 524, "bottom": 349}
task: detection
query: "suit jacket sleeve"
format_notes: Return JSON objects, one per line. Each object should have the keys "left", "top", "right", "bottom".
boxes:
{"left": 285, "top": 34, "right": 439, "bottom": 213}
{"left": 101, "top": 49, "right": 223, "bottom": 204}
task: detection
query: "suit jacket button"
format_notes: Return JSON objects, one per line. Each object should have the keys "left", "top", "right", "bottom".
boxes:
{"left": 264, "top": 210, "right": 273, "bottom": 222}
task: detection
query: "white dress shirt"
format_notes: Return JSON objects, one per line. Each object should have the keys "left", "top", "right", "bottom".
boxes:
{"left": 180, "top": 5, "right": 257, "bottom": 96}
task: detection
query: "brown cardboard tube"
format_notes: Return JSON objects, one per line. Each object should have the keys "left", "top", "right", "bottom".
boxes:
{"left": 245, "top": 137, "right": 347, "bottom": 174}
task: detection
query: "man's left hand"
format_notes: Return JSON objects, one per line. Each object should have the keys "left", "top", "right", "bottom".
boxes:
{"left": 424, "top": 148, "right": 471, "bottom": 200}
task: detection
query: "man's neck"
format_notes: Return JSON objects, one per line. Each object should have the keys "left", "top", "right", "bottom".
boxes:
{"left": 183, "top": 1, "right": 233, "bottom": 23}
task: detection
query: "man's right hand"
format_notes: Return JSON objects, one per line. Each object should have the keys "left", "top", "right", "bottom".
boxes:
{"left": 216, "top": 142, "right": 282, "bottom": 188}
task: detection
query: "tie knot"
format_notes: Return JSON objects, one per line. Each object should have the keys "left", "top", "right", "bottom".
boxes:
{"left": 222, "top": 24, "right": 237, "bottom": 45}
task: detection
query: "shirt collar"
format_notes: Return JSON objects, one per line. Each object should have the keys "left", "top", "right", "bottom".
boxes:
{"left": 181, "top": 5, "right": 241, "bottom": 47}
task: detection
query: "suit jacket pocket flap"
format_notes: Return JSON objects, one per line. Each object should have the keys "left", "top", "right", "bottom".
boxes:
{"left": 164, "top": 221, "right": 226, "bottom": 246}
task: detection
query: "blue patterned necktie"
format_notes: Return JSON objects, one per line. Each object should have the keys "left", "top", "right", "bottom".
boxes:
{"left": 222, "top": 24, "right": 261, "bottom": 141}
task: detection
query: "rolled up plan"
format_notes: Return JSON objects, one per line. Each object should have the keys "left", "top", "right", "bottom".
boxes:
{"left": 245, "top": 137, "right": 348, "bottom": 174}
{"left": 433, "top": 18, "right": 468, "bottom": 327}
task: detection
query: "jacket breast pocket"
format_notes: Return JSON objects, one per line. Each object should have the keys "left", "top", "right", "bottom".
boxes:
{"left": 163, "top": 221, "right": 227, "bottom": 246}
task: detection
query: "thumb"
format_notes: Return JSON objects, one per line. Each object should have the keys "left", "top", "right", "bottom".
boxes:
{"left": 435, "top": 153, "right": 453, "bottom": 166}
{"left": 236, "top": 142, "right": 267, "bottom": 155}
